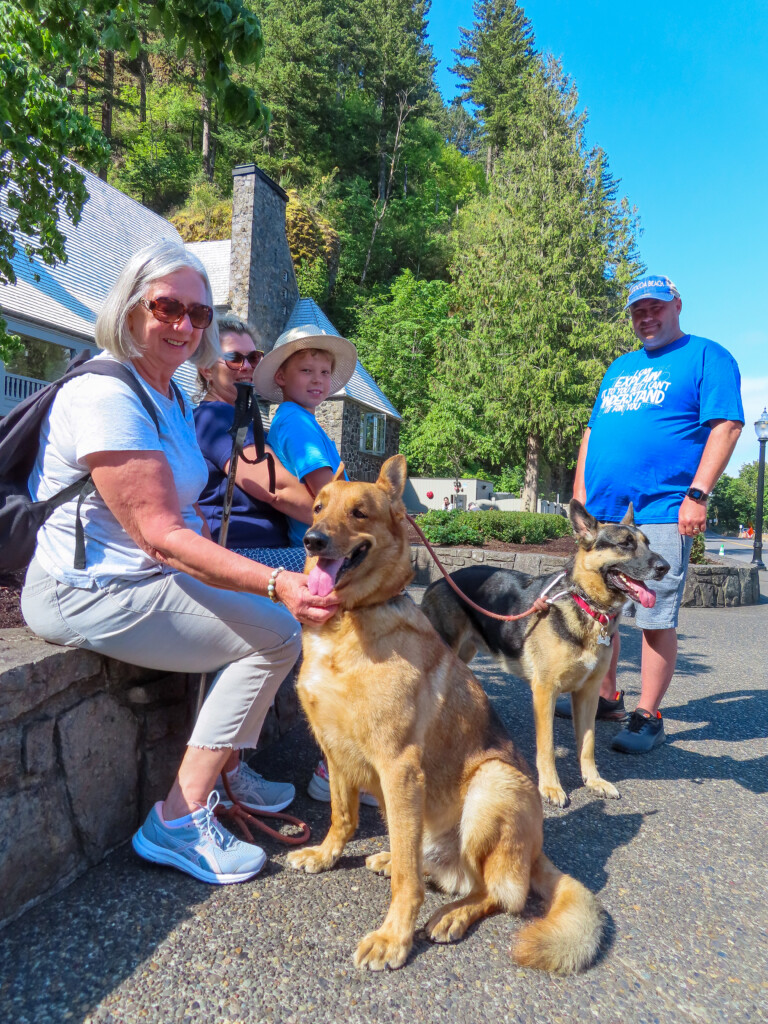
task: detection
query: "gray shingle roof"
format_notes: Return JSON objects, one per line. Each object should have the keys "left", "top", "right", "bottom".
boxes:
{"left": 185, "top": 239, "right": 231, "bottom": 308}
{"left": 285, "top": 298, "right": 401, "bottom": 419}
{"left": 0, "top": 162, "right": 182, "bottom": 341}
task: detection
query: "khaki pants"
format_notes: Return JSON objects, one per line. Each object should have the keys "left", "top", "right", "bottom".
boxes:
{"left": 21, "top": 559, "right": 301, "bottom": 750}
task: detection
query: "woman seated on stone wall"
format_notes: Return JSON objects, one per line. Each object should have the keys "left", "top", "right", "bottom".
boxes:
{"left": 21, "top": 240, "right": 338, "bottom": 886}
{"left": 192, "top": 315, "right": 312, "bottom": 574}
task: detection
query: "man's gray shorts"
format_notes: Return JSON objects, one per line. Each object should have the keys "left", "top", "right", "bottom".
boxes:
{"left": 620, "top": 523, "right": 694, "bottom": 630}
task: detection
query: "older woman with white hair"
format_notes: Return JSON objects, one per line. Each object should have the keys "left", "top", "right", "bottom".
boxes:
{"left": 21, "top": 240, "right": 338, "bottom": 886}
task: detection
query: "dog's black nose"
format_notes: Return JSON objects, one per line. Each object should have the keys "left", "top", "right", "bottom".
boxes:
{"left": 304, "top": 529, "right": 330, "bottom": 555}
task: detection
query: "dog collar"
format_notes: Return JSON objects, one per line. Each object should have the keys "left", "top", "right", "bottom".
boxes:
{"left": 570, "top": 593, "right": 617, "bottom": 645}
{"left": 570, "top": 593, "right": 617, "bottom": 625}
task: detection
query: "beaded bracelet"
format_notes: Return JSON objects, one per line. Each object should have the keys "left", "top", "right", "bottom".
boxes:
{"left": 267, "top": 566, "right": 286, "bottom": 604}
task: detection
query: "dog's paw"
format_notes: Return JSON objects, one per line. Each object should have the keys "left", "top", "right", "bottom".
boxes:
{"left": 354, "top": 929, "right": 411, "bottom": 971}
{"left": 539, "top": 783, "right": 569, "bottom": 808}
{"left": 425, "top": 906, "right": 472, "bottom": 944}
{"left": 584, "top": 777, "right": 620, "bottom": 800}
{"left": 365, "top": 851, "right": 392, "bottom": 876}
{"left": 286, "top": 845, "right": 335, "bottom": 874}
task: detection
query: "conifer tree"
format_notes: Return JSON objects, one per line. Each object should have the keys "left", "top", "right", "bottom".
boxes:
{"left": 451, "top": 0, "right": 535, "bottom": 178}
{"left": 446, "top": 61, "right": 641, "bottom": 505}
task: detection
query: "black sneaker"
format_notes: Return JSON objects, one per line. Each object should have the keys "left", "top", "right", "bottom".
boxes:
{"left": 611, "top": 708, "right": 665, "bottom": 753}
{"left": 554, "top": 690, "right": 628, "bottom": 721}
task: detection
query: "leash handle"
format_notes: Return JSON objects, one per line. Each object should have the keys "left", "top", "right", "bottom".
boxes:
{"left": 214, "top": 766, "right": 311, "bottom": 847}
{"left": 406, "top": 514, "right": 554, "bottom": 622}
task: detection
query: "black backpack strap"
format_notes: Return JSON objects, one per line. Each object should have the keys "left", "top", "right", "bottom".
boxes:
{"left": 170, "top": 378, "right": 187, "bottom": 414}
{"left": 50, "top": 360, "right": 171, "bottom": 568}
{"left": 73, "top": 479, "right": 97, "bottom": 570}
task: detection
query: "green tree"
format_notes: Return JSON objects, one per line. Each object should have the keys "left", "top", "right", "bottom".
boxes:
{"left": 0, "top": 0, "right": 267, "bottom": 344}
{"left": 451, "top": 0, "right": 535, "bottom": 178}
{"left": 446, "top": 61, "right": 642, "bottom": 507}
{"left": 711, "top": 463, "right": 768, "bottom": 533}
{"left": 351, "top": 270, "right": 456, "bottom": 469}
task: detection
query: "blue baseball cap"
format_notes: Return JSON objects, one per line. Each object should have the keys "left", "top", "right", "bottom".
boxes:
{"left": 624, "top": 275, "right": 680, "bottom": 309}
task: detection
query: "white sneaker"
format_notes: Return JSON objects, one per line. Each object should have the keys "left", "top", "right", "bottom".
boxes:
{"left": 132, "top": 792, "right": 266, "bottom": 885}
{"left": 215, "top": 762, "right": 295, "bottom": 813}
{"left": 307, "top": 759, "right": 379, "bottom": 807}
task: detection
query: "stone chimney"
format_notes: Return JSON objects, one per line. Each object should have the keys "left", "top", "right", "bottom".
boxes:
{"left": 228, "top": 164, "right": 299, "bottom": 353}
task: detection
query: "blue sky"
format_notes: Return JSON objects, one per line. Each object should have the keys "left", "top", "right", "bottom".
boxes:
{"left": 426, "top": 0, "right": 767, "bottom": 475}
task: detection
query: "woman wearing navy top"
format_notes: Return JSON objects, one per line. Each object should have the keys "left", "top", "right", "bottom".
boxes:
{"left": 193, "top": 315, "right": 312, "bottom": 571}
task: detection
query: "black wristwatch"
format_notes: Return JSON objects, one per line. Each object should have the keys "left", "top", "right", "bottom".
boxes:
{"left": 686, "top": 486, "right": 710, "bottom": 503}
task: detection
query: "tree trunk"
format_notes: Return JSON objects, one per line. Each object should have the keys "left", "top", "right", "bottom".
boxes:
{"left": 361, "top": 89, "right": 415, "bottom": 285}
{"left": 209, "top": 103, "right": 218, "bottom": 180}
{"left": 201, "top": 81, "right": 212, "bottom": 180}
{"left": 99, "top": 50, "right": 114, "bottom": 181}
{"left": 522, "top": 433, "right": 540, "bottom": 511}
{"left": 139, "top": 35, "right": 147, "bottom": 123}
{"left": 377, "top": 145, "right": 387, "bottom": 203}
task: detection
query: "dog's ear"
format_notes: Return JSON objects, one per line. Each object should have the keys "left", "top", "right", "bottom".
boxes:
{"left": 333, "top": 463, "right": 346, "bottom": 483}
{"left": 569, "top": 499, "right": 599, "bottom": 547}
{"left": 620, "top": 502, "right": 635, "bottom": 526}
{"left": 376, "top": 454, "right": 407, "bottom": 500}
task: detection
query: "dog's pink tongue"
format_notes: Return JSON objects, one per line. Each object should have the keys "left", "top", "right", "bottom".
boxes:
{"left": 307, "top": 558, "right": 344, "bottom": 597}
{"left": 624, "top": 577, "right": 656, "bottom": 609}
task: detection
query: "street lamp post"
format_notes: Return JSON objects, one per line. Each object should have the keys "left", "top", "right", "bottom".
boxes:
{"left": 752, "top": 407, "right": 768, "bottom": 570}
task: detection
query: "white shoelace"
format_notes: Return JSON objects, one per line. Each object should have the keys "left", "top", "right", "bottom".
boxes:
{"left": 199, "top": 791, "right": 227, "bottom": 848}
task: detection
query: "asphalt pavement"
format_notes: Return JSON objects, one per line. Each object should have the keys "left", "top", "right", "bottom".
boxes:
{"left": 1, "top": 577, "right": 767, "bottom": 1024}
{"left": 704, "top": 530, "right": 763, "bottom": 565}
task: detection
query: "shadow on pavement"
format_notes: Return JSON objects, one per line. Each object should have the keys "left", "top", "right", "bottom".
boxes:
{"left": 0, "top": 846, "right": 210, "bottom": 1024}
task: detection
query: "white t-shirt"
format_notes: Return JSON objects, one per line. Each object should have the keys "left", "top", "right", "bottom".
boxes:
{"left": 29, "top": 352, "right": 208, "bottom": 587}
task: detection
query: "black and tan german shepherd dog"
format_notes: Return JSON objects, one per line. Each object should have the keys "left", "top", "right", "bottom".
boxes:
{"left": 421, "top": 501, "right": 669, "bottom": 808}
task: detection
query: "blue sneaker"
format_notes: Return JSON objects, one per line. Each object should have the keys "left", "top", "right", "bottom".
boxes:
{"left": 307, "top": 759, "right": 379, "bottom": 807}
{"left": 216, "top": 761, "right": 295, "bottom": 813}
{"left": 132, "top": 791, "right": 266, "bottom": 884}
{"left": 611, "top": 709, "right": 665, "bottom": 753}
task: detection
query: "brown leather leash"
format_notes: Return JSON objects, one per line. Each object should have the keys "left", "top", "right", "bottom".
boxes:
{"left": 215, "top": 772, "right": 311, "bottom": 847}
{"left": 406, "top": 513, "right": 562, "bottom": 623}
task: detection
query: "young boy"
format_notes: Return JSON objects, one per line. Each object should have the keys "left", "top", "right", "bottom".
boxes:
{"left": 253, "top": 325, "right": 378, "bottom": 806}
{"left": 253, "top": 325, "right": 358, "bottom": 546}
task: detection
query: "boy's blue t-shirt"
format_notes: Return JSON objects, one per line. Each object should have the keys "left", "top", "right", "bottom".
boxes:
{"left": 193, "top": 401, "right": 288, "bottom": 548}
{"left": 585, "top": 334, "right": 743, "bottom": 524}
{"left": 267, "top": 401, "right": 344, "bottom": 545}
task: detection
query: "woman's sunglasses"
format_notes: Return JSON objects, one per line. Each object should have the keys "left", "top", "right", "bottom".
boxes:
{"left": 221, "top": 351, "right": 263, "bottom": 368}
{"left": 140, "top": 296, "right": 213, "bottom": 330}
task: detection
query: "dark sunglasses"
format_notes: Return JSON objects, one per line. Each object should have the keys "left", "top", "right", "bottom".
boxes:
{"left": 220, "top": 350, "right": 263, "bottom": 368}
{"left": 140, "top": 296, "right": 213, "bottom": 330}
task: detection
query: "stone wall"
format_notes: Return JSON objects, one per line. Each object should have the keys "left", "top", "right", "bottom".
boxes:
{"left": 410, "top": 545, "right": 570, "bottom": 586}
{"left": 682, "top": 558, "right": 760, "bottom": 607}
{"left": 229, "top": 165, "right": 299, "bottom": 353}
{"left": 315, "top": 397, "right": 400, "bottom": 482}
{"left": 0, "top": 629, "right": 299, "bottom": 927}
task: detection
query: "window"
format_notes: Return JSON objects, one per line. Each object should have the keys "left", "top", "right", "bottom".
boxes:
{"left": 360, "top": 412, "right": 386, "bottom": 455}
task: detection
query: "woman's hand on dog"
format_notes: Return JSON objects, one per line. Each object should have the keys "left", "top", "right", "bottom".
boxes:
{"left": 276, "top": 571, "right": 340, "bottom": 624}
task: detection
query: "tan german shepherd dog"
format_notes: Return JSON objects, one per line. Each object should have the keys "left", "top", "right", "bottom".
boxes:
{"left": 421, "top": 501, "right": 670, "bottom": 808}
{"left": 287, "top": 455, "right": 604, "bottom": 974}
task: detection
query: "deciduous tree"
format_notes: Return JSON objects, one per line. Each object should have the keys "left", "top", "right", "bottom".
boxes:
{"left": 0, "top": 0, "right": 267, "bottom": 343}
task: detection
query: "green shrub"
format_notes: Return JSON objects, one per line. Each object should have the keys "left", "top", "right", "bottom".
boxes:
{"left": 413, "top": 510, "right": 483, "bottom": 546}
{"left": 414, "top": 509, "right": 572, "bottom": 546}
{"left": 689, "top": 532, "right": 707, "bottom": 564}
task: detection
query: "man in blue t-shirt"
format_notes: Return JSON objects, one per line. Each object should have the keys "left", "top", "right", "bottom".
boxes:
{"left": 565, "top": 275, "right": 744, "bottom": 753}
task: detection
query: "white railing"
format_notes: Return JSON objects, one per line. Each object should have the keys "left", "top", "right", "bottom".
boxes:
{"left": 3, "top": 370, "right": 48, "bottom": 403}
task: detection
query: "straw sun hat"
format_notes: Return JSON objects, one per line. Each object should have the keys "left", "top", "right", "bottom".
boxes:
{"left": 252, "top": 325, "right": 358, "bottom": 404}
